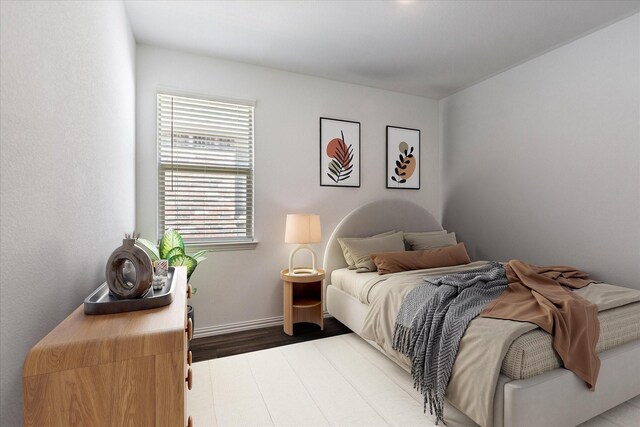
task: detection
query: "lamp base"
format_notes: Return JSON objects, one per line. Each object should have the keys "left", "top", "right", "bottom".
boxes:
{"left": 288, "top": 245, "right": 318, "bottom": 277}
{"left": 288, "top": 268, "right": 318, "bottom": 276}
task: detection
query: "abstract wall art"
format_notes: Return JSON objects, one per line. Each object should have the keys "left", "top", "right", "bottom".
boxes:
{"left": 320, "top": 117, "right": 360, "bottom": 187}
{"left": 386, "top": 126, "right": 420, "bottom": 190}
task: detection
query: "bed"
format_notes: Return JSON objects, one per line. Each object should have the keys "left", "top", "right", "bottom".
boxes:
{"left": 323, "top": 199, "right": 640, "bottom": 427}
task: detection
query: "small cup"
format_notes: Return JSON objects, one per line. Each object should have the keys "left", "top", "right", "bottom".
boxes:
{"left": 154, "top": 259, "right": 169, "bottom": 276}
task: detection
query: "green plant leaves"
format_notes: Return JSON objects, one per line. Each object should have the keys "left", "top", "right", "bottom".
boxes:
{"left": 159, "top": 229, "right": 184, "bottom": 259}
{"left": 191, "top": 249, "right": 208, "bottom": 264}
{"left": 168, "top": 254, "right": 198, "bottom": 280}
{"left": 165, "top": 247, "right": 185, "bottom": 260}
{"left": 136, "top": 238, "right": 160, "bottom": 260}
{"left": 140, "top": 230, "right": 207, "bottom": 282}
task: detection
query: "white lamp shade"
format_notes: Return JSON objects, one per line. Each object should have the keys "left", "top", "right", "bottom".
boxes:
{"left": 284, "top": 214, "right": 321, "bottom": 244}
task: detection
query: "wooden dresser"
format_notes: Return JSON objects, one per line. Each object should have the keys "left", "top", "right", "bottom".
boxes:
{"left": 23, "top": 267, "right": 194, "bottom": 426}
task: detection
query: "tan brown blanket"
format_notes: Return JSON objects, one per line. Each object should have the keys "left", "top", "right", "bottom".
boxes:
{"left": 481, "top": 260, "right": 600, "bottom": 389}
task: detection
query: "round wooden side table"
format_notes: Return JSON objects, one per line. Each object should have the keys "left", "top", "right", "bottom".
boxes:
{"left": 280, "top": 268, "right": 325, "bottom": 336}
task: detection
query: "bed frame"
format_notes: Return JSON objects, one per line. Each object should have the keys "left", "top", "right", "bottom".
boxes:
{"left": 323, "top": 199, "right": 640, "bottom": 427}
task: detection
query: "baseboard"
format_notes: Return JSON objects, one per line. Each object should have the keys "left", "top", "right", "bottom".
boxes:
{"left": 193, "top": 312, "right": 333, "bottom": 339}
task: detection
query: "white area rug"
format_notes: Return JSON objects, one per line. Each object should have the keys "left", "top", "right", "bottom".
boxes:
{"left": 188, "top": 333, "right": 640, "bottom": 427}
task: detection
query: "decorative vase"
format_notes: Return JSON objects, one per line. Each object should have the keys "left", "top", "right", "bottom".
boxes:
{"left": 105, "top": 238, "right": 153, "bottom": 299}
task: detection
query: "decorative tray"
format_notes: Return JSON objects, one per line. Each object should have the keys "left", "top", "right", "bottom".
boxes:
{"left": 84, "top": 267, "right": 176, "bottom": 315}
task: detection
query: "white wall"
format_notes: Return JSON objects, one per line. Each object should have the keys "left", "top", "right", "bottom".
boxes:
{"left": 136, "top": 45, "right": 440, "bottom": 332}
{"left": 441, "top": 14, "right": 639, "bottom": 288}
{"left": 0, "top": 2, "right": 136, "bottom": 425}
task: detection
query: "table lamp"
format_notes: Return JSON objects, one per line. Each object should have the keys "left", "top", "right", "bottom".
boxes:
{"left": 285, "top": 214, "right": 321, "bottom": 276}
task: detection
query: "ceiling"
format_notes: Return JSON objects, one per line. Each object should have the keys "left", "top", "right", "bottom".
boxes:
{"left": 123, "top": 0, "right": 640, "bottom": 99}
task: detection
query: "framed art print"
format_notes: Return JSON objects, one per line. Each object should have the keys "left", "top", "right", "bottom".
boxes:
{"left": 386, "top": 126, "right": 420, "bottom": 189}
{"left": 320, "top": 117, "right": 360, "bottom": 187}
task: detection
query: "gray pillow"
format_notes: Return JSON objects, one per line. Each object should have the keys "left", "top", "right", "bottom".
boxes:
{"left": 340, "top": 231, "right": 405, "bottom": 273}
{"left": 402, "top": 229, "right": 446, "bottom": 250}
{"left": 338, "top": 230, "right": 397, "bottom": 269}
{"left": 404, "top": 231, "right": 457, "bottom": 251}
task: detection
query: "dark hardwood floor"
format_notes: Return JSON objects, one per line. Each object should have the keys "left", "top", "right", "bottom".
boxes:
{"left": 190, "top": 317, "right": 352, "bottom": 363}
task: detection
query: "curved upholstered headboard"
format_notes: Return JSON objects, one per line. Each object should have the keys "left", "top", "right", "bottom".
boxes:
{"left": 322, "top": 199, "right": 443, "bottom": 287}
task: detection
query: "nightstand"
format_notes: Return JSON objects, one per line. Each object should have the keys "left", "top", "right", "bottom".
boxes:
{"left": 281, "top": 268, "right": 325, "bottom": 336}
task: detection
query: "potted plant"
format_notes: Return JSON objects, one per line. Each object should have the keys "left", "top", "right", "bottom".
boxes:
{"left": 137, "top": 229, "right": 207, "bottom": 330}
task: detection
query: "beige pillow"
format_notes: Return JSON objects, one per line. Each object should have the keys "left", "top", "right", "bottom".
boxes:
{"left": 404, "top": 231, "right": 457, "bottom": 251}
{"left": 339, "top": 231, "right": 405, "bottom": 273}
{"left": 405, "top": 230, "right": 447, "bottom": 236}
{"left": 402, "top": 229, "right": 446, "bottom": 250}
{"left": 338, "top": 230, "right": 397, "bottom": 268}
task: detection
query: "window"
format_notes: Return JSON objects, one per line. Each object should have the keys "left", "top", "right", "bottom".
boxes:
{"left": 157, "top": 93, "right": 255, "bottom": 247}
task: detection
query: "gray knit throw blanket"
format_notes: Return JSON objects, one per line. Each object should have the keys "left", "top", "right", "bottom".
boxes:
{"left": 392, "top": 262, "right": 508, "bottom": 425}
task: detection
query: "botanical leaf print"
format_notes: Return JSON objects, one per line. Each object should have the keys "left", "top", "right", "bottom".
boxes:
{"left": 391, "top": 141, "right": 415, "bottom": 184}
{"left": 326, "top": 130, "right": 354, "bottom": 183}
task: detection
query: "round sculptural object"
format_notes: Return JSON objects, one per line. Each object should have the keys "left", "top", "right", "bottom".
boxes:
{"left": 105, "top": 238, "right": 153, "bottom": 299}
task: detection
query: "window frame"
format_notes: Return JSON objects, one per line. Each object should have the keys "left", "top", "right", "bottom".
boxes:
{"left": 156, "top": 91, "right": 258, "bottom": 251}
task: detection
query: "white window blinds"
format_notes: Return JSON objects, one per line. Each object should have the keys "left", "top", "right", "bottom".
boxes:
{"left": 157, "top": 93, "right": 254, "bottom": 244}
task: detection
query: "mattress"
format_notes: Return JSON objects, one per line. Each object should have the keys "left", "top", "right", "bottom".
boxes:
{"left": 502, "top": 301, "right": 640, "bottom": 379}
{"left": 330, "top": 268, "right": 378, "bottom": 301}
{"left": 331, "top": 268, "right": 640, "bottom": 381}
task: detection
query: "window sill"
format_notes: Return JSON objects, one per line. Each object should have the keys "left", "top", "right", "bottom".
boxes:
{"left": 185, "top": 241, "right": 259, "bottom": 252}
